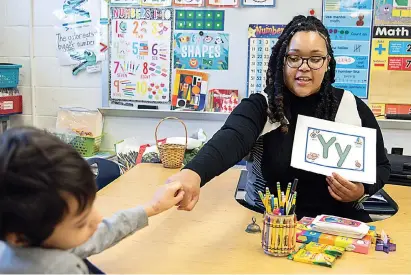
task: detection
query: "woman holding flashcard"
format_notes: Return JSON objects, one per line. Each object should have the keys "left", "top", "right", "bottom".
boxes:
{"left": 166, "top": 15, "right": 390, "bottom": 222}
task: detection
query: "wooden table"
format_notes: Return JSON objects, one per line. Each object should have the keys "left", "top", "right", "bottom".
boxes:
{"left": 90, "top": 164, "right": 411, "bottom": 274}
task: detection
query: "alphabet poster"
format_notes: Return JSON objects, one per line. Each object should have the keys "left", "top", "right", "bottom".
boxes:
{"left": 173, "top": 32, "right": 229, "bottom": 70}
{"left": 291, "top": 115, "right": 377, "bottom": 184}
{"left": 109, "top": 7, "right": 173, "bottom": 104}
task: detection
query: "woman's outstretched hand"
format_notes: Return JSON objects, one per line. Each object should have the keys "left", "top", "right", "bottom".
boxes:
{"left": 165, "top": 169, "right": 201, "bottom": 211}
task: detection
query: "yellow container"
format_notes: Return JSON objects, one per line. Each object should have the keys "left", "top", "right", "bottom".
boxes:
{"left": 261, "top": 213, "right": 297, "bottom": 256}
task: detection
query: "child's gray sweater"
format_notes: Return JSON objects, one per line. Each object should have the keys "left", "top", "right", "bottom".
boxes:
{"left": 0, "top": 206, "right": 148, "bottom": 274}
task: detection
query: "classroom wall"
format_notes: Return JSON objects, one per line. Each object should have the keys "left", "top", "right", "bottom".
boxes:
{"left": 1, "top": 0, "right": 411, "bottom": 155}
{"left": 0, "top": 0, "right": 102, "bottom": 129}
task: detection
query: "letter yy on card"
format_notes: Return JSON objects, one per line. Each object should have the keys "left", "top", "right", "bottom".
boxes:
{"left": 291, "top": 115, "right": 376, "bottom": 184}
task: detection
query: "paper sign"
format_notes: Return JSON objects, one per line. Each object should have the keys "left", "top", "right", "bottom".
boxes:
{"left": 56, "top": 24, "right": 101, "bottom": 66}
{"left": 291, "top": 115, "right": 376, "bottom": 184}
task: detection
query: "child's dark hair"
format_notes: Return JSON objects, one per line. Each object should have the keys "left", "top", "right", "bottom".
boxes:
{"left": 0, "top": 127, "right": 97, "bottom": 246}
{"left": 265, "top": 15, "right": 337, "bottom": 132}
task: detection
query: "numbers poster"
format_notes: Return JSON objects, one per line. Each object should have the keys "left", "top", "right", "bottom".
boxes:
{"left": 110, "top": 7, "right": 173, "bottom": 104}
{"left": 173, "top": 32, "right": 229, "bottom": 70}
{"left": 323, "top": 0, "right": 374, "bottom": 99}
{"left": 247, "top": 24, "right": 284, "bottom": 96}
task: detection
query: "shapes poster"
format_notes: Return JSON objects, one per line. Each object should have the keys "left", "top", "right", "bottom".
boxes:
{"left": 368, "top": 25, "right": 411, "bottom": 104}
{"left": 172, "top": 70, "right": 209, "bottom": 111}
{"left": 374, "top": 0, "right": 411, "bottom": 25}
{"left": 291, "top": 115, "right": 377, "bottom": 185}
{"left": 323, "top": 0, "right": 374, "bottom": 99}
{"left": 247, "top": 24, "right": 284, "bottom": 96}
{"left": 109, "top": 7, "right": 173, "bottom": 104}
{"left": 174, "top": 32, "right": 229, "bottom": 70}
{"left": 175, "top": 10, "right": 224, "bottom": 31}
{"left": 242, "top": 0, "right": 275, "bottom": 7}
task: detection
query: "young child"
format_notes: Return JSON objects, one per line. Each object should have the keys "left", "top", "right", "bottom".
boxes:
{"left": 0, "top": 127, "right": 185, "bottom": 273}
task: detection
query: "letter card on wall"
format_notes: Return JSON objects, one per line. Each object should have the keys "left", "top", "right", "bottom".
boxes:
{"left": 110, "top": 7, "right": 173, "bottom": 104}
{"left": 246, "top": 24, "right": 284, "bottom": 96}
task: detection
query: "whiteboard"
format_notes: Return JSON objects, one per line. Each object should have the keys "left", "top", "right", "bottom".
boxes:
{"left": 103, "top": 0, "right": 323, "bottom": 109}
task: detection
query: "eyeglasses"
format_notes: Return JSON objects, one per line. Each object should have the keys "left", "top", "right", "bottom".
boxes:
{"left": 285, "top": 55, "right": 328, "bottom": 70}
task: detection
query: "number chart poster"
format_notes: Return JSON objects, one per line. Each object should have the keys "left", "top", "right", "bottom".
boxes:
{"left": 247, "top": 24, "right": 284, "bottom": 96}
{"left": 323, "top": 0, "right": 374, "bottom": 99}
{"left": 110, "top": 7, "right": 173, "bottom": 104}
{"left": 369, "top": 25, "right": 411, "bottom": 104}
{"left": 173, "top": 32, "right": 229, "bottom": 70}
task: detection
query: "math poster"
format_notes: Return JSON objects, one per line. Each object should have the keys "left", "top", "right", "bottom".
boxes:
{"left": 173, "top": 32, "right": 229, "bottom": 70}
{"left": 109, "top": 7, "right": 173, "bottom": 104}
{"left": 374, "top": 0, "right": 411, "bottom": 26}
{"left": 246, "top": 24, "right": 284, "bottom": 96}
{"left": 369, "top": 25, "right": 411, "bottom": 104}
{"left": 291, "top": 115, "right": 377, "bottom": 185}
{"left": 323, "top": 0, "right": 374, "bottom": 99}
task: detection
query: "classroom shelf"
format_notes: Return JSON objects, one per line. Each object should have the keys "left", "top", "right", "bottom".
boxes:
{"left": 99, "top": 108, "right": 411, "bottom": 130}
{"left": 377, "top": 119, "right": 411, "bottom": 130}
{"left": 98, "top": 108, "right": 230, "bottom": 121}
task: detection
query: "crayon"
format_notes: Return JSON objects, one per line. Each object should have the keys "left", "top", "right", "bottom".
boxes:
{"left": 274, "top": 217, "right": 280, "bottom": 254}
{"left": 283, "top": 218, "right": 289, "bottom": 253}
{"left": 278, "top": 216, "right": 284, "bottom": 254}
{"left": 266, "top": 216, "right": 271, "bottom": 252}
{"left": 272, "top": 216, "right": 278, "bottom": 254}
{"left": 270, "top": 195, "right": 274, "bottom": 212}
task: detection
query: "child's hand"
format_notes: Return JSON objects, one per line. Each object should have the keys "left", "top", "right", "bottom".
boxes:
{"left": 144, "top": 181, "right": 185, "bottom": 217}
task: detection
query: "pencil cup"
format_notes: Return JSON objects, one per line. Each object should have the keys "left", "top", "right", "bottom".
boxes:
{"left": 261, "top": 213, "right": 296, "bottom": 257}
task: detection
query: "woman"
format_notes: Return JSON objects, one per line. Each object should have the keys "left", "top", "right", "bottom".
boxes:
{"left": 167, "top": 15, "right": 390, "bottom": 222}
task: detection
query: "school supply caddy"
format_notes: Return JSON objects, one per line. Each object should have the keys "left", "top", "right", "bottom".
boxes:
{"left": 259, "top": 180, "right": 298, "bottom": 257}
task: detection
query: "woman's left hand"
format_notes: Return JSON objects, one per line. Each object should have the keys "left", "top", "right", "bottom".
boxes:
{"left": 326, "top": 173, "right": 364, "bottom": 202}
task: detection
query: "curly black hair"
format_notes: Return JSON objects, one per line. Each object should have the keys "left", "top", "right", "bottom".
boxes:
{"left": 265, "top": 15, "right": 337, "bottom": 133}
{"left": 0, "top": 127, "right": 97, "bottom": 246}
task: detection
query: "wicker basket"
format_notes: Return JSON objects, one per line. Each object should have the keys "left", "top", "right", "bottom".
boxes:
{"left": 155, "top": 117, "right": 188, "bottom": 169}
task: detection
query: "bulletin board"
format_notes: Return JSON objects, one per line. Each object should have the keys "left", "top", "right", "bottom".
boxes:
{"left": 105, "top": 0, "right": 324, "bottom": 110}
{"left": 368, "top": 0, "right": 411, "bottom": 105}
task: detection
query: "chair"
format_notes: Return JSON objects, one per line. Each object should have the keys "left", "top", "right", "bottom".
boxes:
{"left": 86, "top": 158, "right": 121, "bottom": 190}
